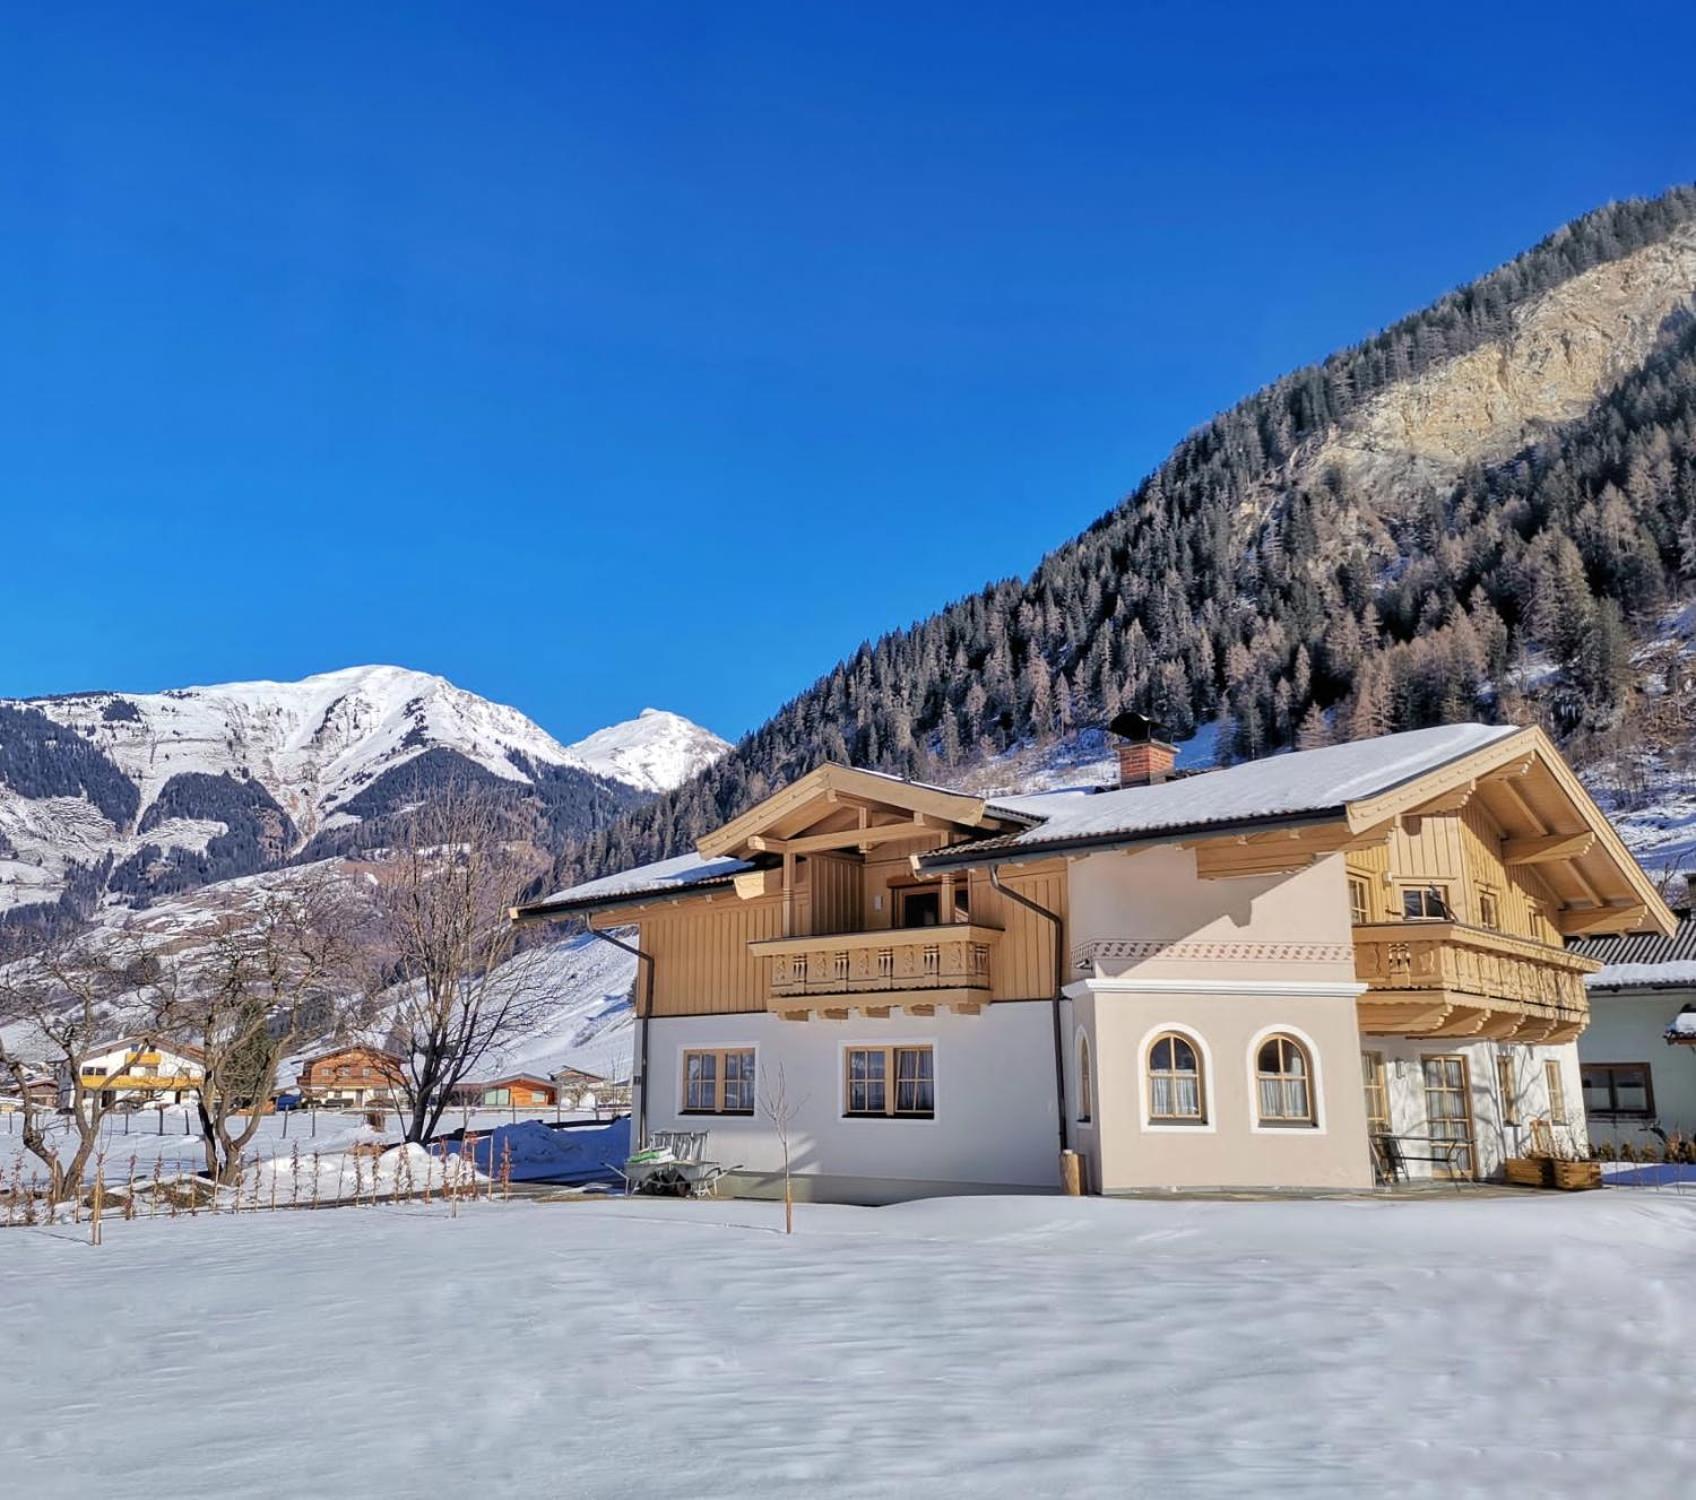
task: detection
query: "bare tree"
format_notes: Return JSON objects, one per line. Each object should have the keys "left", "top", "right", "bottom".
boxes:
{"left": 364, "top": 791, "right": 552, "bottom": 1143}
{"left": 0, "top": 937, "right": 158, "bottom": 1209}
{"left": 759, "top": 1063, "right": 804, "bottom": 1235}
{"left": 158, "top": 870, "right": 367, "bottom": 1184}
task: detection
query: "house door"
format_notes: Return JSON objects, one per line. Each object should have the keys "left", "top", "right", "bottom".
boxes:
{"left": 1421, "top": 1055, "right": 1475, "bottom": 1178}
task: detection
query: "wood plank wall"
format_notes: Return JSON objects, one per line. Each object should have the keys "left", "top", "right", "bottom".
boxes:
{"left": 623, "top": 854, "right": 1071, "bottom": 1016}
{"left": 1344, "top": 810, "right": 1557, "bottom": 943}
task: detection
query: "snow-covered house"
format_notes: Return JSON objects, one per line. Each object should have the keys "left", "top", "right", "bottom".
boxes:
{"left": 514, "top": 721, "right": 1671, "bottom": 1200}
{"left": 71, "top": 1036, "right": 205, "bottom": 1109}
{"left": 1569, "top": 910, "right": 1696, "bottom": 1148}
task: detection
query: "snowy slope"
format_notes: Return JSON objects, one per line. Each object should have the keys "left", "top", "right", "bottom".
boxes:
{"left": 562, "top": 708, "right": 731, "bottom": 796}
{"left": 0, "top": 666, "right": 727, "bottom": 917}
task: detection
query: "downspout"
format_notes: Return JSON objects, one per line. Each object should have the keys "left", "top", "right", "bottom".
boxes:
{"left": 988, "top": 865, "right": 1068, "bottom": 1159}
{"left": 587, "top": 928, "right": 655, "bottom": 1149}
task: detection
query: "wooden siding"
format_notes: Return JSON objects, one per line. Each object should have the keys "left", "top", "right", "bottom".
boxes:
{"left": 1345, "top": 810, "right": 1558, "bottom": 944}
{"left": 807, "top": 853, "right": 862, "bottom": 934}
{"left": 642, "top": 893, "right": 787, "bottom": 1016}
{"left": 616, "top": 855, "right": 1069, "bottom": 1018}
{"left": 973, "top": 862, "right": 1067, "bottom": 1001}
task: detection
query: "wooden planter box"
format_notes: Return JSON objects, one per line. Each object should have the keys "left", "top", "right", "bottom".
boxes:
{"left": 1551, "top": 1160, "right": 1602, "bottom": 1191}
{"left": 1503, "top": 1157, "right": 1551, "bottom": 1188}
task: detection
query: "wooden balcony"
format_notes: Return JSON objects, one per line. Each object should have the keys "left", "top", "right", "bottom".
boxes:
{"left": 1352, "top": 921, "right": 1599, "bottom": 1043}
{"left": 750, "top": 924, "right": 1000, "bottom": 1020}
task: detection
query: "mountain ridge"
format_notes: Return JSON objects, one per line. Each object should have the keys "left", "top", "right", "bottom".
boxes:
{"left": 0, "top": 665, "right": 728, "bottom": 941}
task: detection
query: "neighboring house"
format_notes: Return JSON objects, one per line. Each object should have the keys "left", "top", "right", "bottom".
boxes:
{"left": 69, "top": 1036, "right": 205, "bottom": 1109}
{"left": 297, "top": 1045, "right": 406, "bottom": 1108}
{"left": 0, "top": 1074, "right": 59, "bottom": 1113}
{"left": 513, "top": 719, "right": 1671, "bottom": 1203}
{"left": 551, "top": 1065, "right": 611, "bottom": 1108}
{"left": 450, "top": 1074, "right": 559, "bottom": 1109}
{"left": 1569, "top": 910, "right": 1696, "bottom": 1148}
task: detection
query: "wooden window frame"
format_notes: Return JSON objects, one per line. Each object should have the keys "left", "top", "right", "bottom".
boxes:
{"left": 1421, "top": 1053, "right": 1476, "bottom": 1179}
{"left": 1496, "top": 1053, "right": 1519, "bottom": 1127}
{"left": 1347, "top": 875, "right": 1371, "bottom": 926}
{"left": 1360, "top": 1050, "right": 1390, "bottom": 1134}
{"left": 1398, "top": 883, "right": 1452, "bottom": 921}
{"left": 843, "top": 1045, "right": 934, "bottom": 1119}
{"left": 1544, "top": 1060, "right": 1568, "bottom": 1126}
{"left": 1254, "top": 1034, "right": 1316, "bottom": 1128}
{"left": 680, "top": 1048, "right": 757, "bottom": 1116}
{"left": 1147, "top": 1031, "right": 1207, "bottom": 1125}
{"left": 1580, "top": 1062, "right": 1655, "bottom": 1120}
{"left": 1477, "top": 887, "right": 1501, "bottom": 931}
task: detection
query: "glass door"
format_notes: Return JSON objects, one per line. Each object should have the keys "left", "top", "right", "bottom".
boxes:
{"left": 1421, "top": 1055, "right": 1475, "bottom": 1178}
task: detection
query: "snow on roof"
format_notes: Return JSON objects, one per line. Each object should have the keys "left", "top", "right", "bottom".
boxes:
{"left": 1587, "top": 960, "right": 1696, "bottom": 991}
{"left": 922, "top": 723, "right": 1520, "bottom": 864}
{"left": 532, "top": 850, "right": 754, "bottom": 912}
{"left": 1574, "top": 909, "right": 1696, "bottom": 988}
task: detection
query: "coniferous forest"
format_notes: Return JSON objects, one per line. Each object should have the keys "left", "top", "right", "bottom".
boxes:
{"left": 556, "top": 187, "right": 1696, "bottom": 891}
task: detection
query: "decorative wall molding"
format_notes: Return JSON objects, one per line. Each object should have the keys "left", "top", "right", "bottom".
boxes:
{"left": 1072, "top": 938, "right": 1356, "bottom": 973}
{"left": 1065, "top": 977, "right": 1369, "bottom": 1000}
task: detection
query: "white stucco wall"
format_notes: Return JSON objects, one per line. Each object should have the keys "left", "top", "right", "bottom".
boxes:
{"left": 1368, "top": 1038, "right": 1585, "bottom": 1178}
{"left": 636, "top": 1005, "right": 1063, "bottom": 1201}
{"left": 1581, "top": 988, "right": 1696, "bottom": 1147}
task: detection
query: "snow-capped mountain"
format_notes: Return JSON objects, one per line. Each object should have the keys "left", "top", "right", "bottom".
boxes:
{"left": 0, "top": 665, "right": 727, "bottom": 931}
{"left": 562, "top": 708, "right": 732, "bottom": 796}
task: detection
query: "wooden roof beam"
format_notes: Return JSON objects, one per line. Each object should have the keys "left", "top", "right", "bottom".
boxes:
{"left": 1555, "top": 902, "right": 1647, "bottom": 936}
{"left": 749, "top": 821, "right": 949, "bottom": 856}
{"left": 1502, "top": 832, "right": 1595, "bottom": 866}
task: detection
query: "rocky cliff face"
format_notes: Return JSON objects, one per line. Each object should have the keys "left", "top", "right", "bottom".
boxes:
{"left": 1313, "top": 222, "right": 1696, "bottom": 506}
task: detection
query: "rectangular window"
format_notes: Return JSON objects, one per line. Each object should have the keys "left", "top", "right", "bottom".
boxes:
{"left": 1544, "top": 1060, "right": 1568, "bottom": 1125}
{"left": 1360, "top": 1051, "right": 1389, "bottom": 1133}
{"left": 1422, "top": 1055, "right": 1476, "bottom": 1178}
{"left": 1348, "top": 875, "right": 1370, "bottom": 926}
{"left": 681, "top": 1049, "right": 756, "bottom": 1115}
{"left": 845, "top": 1045, "right": 934, "bottom": 1118}
{"left": 896, "top": 888, "right": 942, "bottom": 928}
{"left": 1581, "top": 1062, "right": 1653, "bottom": 1119}
{"left": 1496, "top": 1054, "right": 1518, "bottom": 1127}
{"left": 1478, "top": 889, "right": 1501, "bottom": 931}
{"left": 1400, "top": 884, "right": 1452, "bottom": 921}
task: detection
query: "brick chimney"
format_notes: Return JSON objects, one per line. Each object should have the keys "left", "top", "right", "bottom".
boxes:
{"left": 1107, "top": 710, "right": 1177, "bottom": 788}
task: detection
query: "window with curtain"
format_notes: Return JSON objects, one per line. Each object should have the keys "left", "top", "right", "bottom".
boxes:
{"left": 845, "top": 1046, "right": 934, "bottom": 1118}
{"left": 1544, "top": 1060, "right": 1568, "bottom": 1125}
{"left": 1076, "top": 1034, "right": 1093, "bottom": 1124}
{"left": 682, "top": 1049, "right": 756, "bottom": 1115}
{"left": 1497, "top": 1054, "right": 1519, "bottom": 1127}
{"left": 1147, "top": 1033, "right": 1205, "bottom": 1123}
{"left": 1360, "top": 1051, "right": 1389, "bottom": 1133}
{"left": 1256, "top": 1035, "right": 1315, "bottom": 1126}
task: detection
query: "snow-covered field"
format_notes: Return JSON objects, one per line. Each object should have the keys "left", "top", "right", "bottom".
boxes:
{"left": 3, "top": 1191, "right": 1692, "bottom": 1497}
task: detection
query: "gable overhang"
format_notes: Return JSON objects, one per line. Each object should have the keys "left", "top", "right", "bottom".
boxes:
{"left": 693, "top": 763, "right": 1033, "bottom": 862}
{"left": 1343, "top": 725, "right": 1675, "bottom": 938}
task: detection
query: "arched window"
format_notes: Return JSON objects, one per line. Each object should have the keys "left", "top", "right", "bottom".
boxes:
{"left": 1148, "top": 1033, "right": 1205, "bottom": 1123}
{"left": 1076, "top": 1033, "right": 1093, "bottom": 1124}
{"left": 1256, "top": 1035, "right": 1315, "bottom": 1126}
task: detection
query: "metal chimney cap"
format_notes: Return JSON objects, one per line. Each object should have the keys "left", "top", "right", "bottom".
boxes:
{"left": 1106, "top": 710, "right": 1168, "bottom": 744}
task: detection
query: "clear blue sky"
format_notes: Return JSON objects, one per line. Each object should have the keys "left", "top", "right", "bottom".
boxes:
{"left": 5, "top": 3, "right": 1695, "bottom": 744}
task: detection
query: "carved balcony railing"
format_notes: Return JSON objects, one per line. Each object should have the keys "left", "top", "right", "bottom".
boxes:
{"left": 749, "top": 924, "right": 1000, "bottom": 1017}
{"left": 1352, "top": 921, "right": 1599, "bottom": 1043}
